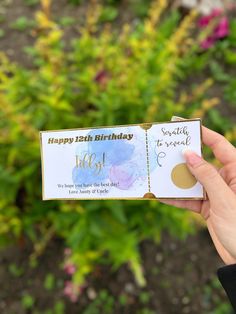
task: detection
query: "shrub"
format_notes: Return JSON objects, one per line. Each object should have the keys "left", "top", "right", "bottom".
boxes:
{"left": 0, "top": 0, "right": 234, "bottom": 289}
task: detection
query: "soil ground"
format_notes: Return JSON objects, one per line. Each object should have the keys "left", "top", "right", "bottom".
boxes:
{"left": 0, "top": 230, "right": 232, "bottom": 314}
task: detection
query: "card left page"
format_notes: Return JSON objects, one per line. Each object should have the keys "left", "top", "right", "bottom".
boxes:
{"left": 40, "top": 125, "right": 149, "bottom": 200}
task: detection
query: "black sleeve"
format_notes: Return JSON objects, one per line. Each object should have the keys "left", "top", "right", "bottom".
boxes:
{"left": 217, "top": 264, "right": 236, "bottom": 312}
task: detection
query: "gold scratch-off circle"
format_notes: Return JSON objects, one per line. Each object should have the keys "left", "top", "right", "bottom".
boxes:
{"left": 171, "top": 163, "right": 197, "bottom": 189}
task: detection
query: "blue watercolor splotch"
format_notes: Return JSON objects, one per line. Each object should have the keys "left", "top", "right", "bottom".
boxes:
{"left": 72, "top": 127, "right": 158, "bottom": 190}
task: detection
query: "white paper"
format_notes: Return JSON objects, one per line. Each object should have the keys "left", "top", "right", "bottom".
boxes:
{"left": 40, "top": 119, "right": 204, "bottom": 200}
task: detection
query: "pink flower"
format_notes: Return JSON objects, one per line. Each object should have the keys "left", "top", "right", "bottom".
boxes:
{"left": 64, "top": 263, "right": 76, "bottom": 275}
{"left": 94, "top": 70, "right": 109, "bottom": 87}
{"left": 198, "top": 15, "right": 212, "bottom": 27}
{"left": 211, "top": 8, "right": 223, "bottom": 18}
{"left": 214, "top": 17, "right": 229, "bottom": 38}
{"left": 198, "top": 8, "right": 229, "bottom": 50}
{"left": 200, "top": 36, "right": 215, "bottom": 49}
{"left": 64, "top": 248, "right": 72, "bottom": 256}
{"left": 63, "top": 281, "right": 81, "bottom": 303}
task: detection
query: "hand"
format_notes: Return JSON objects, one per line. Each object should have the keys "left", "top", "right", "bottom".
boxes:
{"left": 161, "top": 126, "right": 236, "bottom": 265}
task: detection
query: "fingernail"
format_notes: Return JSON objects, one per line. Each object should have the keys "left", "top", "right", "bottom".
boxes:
{"left": 182, "top": 149, "right": 203, "bottom": 167}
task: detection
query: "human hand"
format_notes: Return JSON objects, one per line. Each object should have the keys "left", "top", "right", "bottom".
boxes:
{"left": 161, "top": 126, "right": 236, "bottom": 265}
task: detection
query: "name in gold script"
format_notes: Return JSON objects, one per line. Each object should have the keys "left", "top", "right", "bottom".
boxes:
{"left": 75, "top": 153, "right": 105, "bottom": 175}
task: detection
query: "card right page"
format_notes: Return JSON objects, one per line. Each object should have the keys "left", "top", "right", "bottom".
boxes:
{"left": 147, "top": 119, "right": 204, "bottom": 199}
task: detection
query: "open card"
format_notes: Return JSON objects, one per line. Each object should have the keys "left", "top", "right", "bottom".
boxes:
{"left": 40, "top": 118, "right": 205, "bottom": 200}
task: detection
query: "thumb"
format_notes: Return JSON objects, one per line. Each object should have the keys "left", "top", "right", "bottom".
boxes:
{"left": 183, "top": 150, "right": 229, "bottom": 200}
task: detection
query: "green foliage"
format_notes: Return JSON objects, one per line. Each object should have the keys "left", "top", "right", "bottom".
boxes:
{"left": 131, "top": 0, "right": 152, "bottom": 18}
{"left": 99, "top": 6, "right": 118, "bottom": 23}
{"left": 68, "top": 0, "right": 83, "bottom": 5}
{"left": 0, "top": 0, "right": 235, "bottom": 291}
{"left": 137, "top": 309, "right": 155, "bottom": 314}
{"left": 11, "top": 16, "right": 36, "bottom": 31}
{"left": 58, "top": 16, "right": 76, "bottom": 27}
{"left": 40, "top": 301, "right": 65, "bottom": 314}
{"left": 139, "top": 291, "right": 151, "bottom": 305}
{"left": 83, "top": 289, "right": 154, "bottom": 314}
{"left": 24, "top": 0, "right": 40, "bottom": 6}
{"left": 181, "top": 17, "right": 236, "bottom": 138}
{"left": 212, "top": 21, "right": 236, "bottom": 112}
{"left": 21, "top": 293, "right": 35, "bottom": 309}
{"left": 0, "top": 15, "right": 5, "bottom": 24}
{"left": 82, "top": 290, "right": 114, "bottom": 314}
{"left": 118, "top": 293, "right": 128, "bottom": 306}
{"left": 104, "top": 0, "right": 121, "bottom": 5}
{"left": 8, "top": 263, "right": 24, "bottom": 277}
{"left": 0, "top": 29, "right": 5, "bottom": 38}
{"left": 44, "top": 273, "right": 56, "bottom": 291}
{"left": 53, "top": 301, "right": 65, "bottom": 314}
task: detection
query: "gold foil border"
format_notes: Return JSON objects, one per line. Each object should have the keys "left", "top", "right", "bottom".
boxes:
{"left": 140, "top": 123, "right": 153, "bottom": 130}
{"left": 39, "top": 118, "right": 205, "bottom": 201}
{"left": 39, "top": 118, "right": 201, "bottom": 134}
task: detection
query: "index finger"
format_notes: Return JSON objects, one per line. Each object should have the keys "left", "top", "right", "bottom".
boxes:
{"left": 202, "top": 126, "right": 236, "bottom": 164}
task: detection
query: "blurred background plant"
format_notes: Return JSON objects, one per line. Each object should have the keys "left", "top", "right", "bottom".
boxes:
{"left": 0, "top": 0, "right": 235, "bottom": 313}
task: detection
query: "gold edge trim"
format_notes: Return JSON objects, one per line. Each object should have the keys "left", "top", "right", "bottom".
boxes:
{"left": 42, "top": 196, "right": 205, "bottom": 201}
{"left": 39, "top": 118, "right": 202, "bottom": 134}
{"left": 143, "top": 192, "right": 157, "bottom": 199}
{"left": 39, "top": 132, "right": 46, "bottom": 200}
{"left": 140, "top": 123, "right": 153, "bottom": 130}
{"left": 40, "top": 117, "right": 205, "bottom": 201}
{"left": 199, "top": 119, "right": 207, "bottom": 200}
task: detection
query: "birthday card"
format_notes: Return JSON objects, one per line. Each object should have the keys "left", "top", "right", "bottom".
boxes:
{"left": 40, "top": 119, "right": 204, "bottom": 200}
